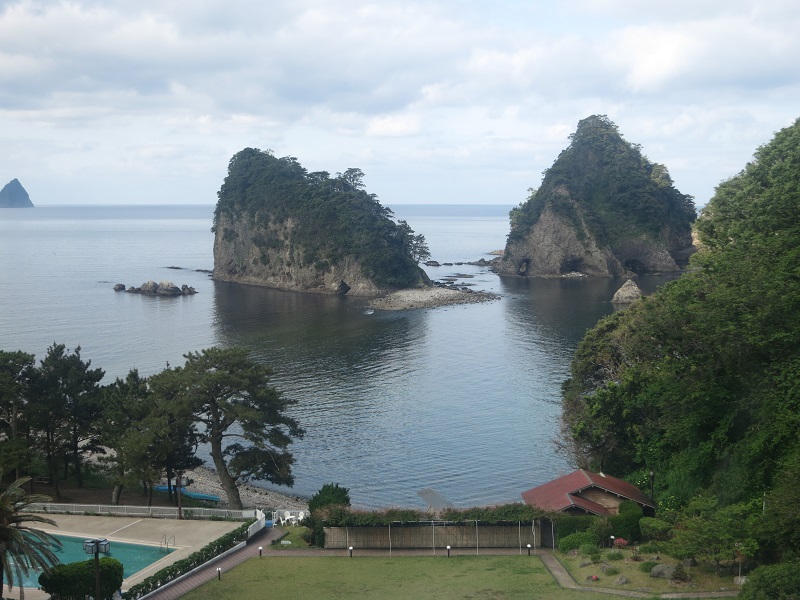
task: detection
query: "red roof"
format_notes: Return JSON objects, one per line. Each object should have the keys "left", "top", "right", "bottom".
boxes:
{"left": 521, "top": 470, "right": 654, "bottom": 516}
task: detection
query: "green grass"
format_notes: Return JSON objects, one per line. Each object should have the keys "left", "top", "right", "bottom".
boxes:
{"left": 272, "top": 526, "right": 311, "bottom": 548}
{"left": 559, "top": 550, "right": 738, "bottom": 596}
{"left": 182, "top": 555, "right": 635, "bottom": 600}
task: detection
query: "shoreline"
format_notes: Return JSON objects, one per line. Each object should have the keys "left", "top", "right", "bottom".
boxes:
{"left": 367, "top": 286, "right": 500, "bottom": 311}
{"left": 184, "top": 466, "right": 309, "bottom": 512}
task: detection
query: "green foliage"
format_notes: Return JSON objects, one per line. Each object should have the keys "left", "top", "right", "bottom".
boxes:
{"left": 155, "top": 347, "right": 304, "bottom": 509}
{"left": 558, "top": 531, "right": 599, "bottom": 553}
{"left": 607, "top": 551, "right": 624, "bottom": 561}
{"left": 508, "top": 115, "right": 695, "bottom": 258}
{"left": 555, "top": 514, "right": 595, "bottom": 538}
{"left": 639, "top": 517, "right": 672, "bottom": 542}
{"left": 124, "top": 520, "right": 253, "bottom": 600}
{"left": 667, "top": 496, "right": 759, "bottom": 575}
{"left": 672, "top": 562, "right": 689, "bottom": 582}
{"left": 440, "top": 503, "right": 545, "bottom": 524}
{"left": 559, "top": 117, "right": 800, "bottom": 557}
{"left": 603, "top": 566, "right": 619, "bottom": 576}
{"left": 610, "top": 501, "right": 642, "bottom": 541}
{"left": 213, "top": 148, "right": 428, "bottom": 289}
{"left": 639, "top": 561, "right": 658, "bottom": 573}
{"left": 38, "top": 558, "right": 123, "bottom": 600}
{"left": 308, "top": 483, "right": 351, "bottom": 514}
{"left": 739, "top": 562, "right": 800, "bottom": 600}
{"left": 579, "top": 542, "right": 598, "bottom": 556}
{"left": 0, "top": 478, "right": 60, "bottom": 595}
{"left": 639, "top": 542, "right": 664, "bottom": 554}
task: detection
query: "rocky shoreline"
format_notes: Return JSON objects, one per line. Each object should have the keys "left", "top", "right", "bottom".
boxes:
{"left": 183, "top": 466, "right": 309, "bottom": 512}
{"left": 367, "top": 286, "right": 499, "bottom": 311}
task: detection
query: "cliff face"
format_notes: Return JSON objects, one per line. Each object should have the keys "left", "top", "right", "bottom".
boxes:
{"left": 500, "top": 115, "right": 696, "bottom": 278}
{"left": 212, "top": 148, "right": 429, "bottom": 296}
{"left": 213, "top": 212, "right": 390, "bottom": 295}
{"left": 0, "top": 179, "right": 34, "bottom": 208}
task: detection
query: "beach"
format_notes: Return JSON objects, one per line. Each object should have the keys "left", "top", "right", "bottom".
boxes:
{"left": 185, "top": 466, "right": 309, "bottom": 512}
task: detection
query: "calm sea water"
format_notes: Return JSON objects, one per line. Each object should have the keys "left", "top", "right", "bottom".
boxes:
{"left": 0, "top": 204, "right": 673, "bottom": 509}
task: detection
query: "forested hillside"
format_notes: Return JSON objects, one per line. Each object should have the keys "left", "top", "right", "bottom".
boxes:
{"left": 560, "top": 118, "right": 800, "bottom": 553}
{"left": 213, "top": 149, "right": 429, "bottom": 292}
{"left": 502, "top": 115, "right": 696, "bottom": 277}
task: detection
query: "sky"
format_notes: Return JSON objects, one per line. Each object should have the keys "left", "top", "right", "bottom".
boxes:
{"left": 1, "top": 1, "right": 798, "bottom": 207}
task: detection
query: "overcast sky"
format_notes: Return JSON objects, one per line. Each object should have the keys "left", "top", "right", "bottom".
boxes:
{"left": 1, "top": 1, "right": 798, "bottom": 207}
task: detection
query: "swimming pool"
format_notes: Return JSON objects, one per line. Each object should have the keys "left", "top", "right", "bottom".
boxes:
{"left": 19, "top": 534, "right": 174, "bottom": 588}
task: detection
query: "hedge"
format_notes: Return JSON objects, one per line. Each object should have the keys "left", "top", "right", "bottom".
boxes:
{"left": 123, "top": 520, "right": 254, "bottom": 599}
{"left": 39, "top": 558, "right": 123, "bottom": 600}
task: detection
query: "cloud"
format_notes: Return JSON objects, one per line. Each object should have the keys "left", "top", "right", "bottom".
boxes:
{"left": 0, "top": 0, "right": 798, "bottom": 206}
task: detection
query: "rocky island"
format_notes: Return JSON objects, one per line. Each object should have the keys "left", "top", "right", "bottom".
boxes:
{"left": 212, "top": 148, "right": 432, "bottom": 297}
{"left": 0, "top": 178, "right": 34, "bottom": 208}
{"left": 500, "top": 115, "right": 696, "bottom": 278}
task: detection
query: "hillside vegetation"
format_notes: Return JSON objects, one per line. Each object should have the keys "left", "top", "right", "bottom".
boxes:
{"left": 560, "top": 118, "right": 800, "bottom": 556}
{"left": 213, "top": 149, "right": 429, "bottom": 291}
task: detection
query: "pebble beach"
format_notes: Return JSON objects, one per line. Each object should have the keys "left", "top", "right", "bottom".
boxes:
{"left": 185, "top": 466, "right": 309, "bottom": 512}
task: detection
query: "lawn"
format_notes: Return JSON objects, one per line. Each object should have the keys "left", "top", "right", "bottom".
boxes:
{"left": 558, "top": 548, "right": 741, "bottom": 597}
{"left": 180, "top": 554, "right": 725, "bottom": 600}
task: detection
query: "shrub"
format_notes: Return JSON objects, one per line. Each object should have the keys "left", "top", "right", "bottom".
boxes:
{"left": 39, "top": 558, "right": 123, "bottom": 600}
{"left": 590, "top": 553, "right": 602, "bottom": 563}
{"left": 639, "top": 517, "right": 672, "bottom": 541}
{"left": 607, "top": 551, "right": 624, "bottom": 561}
{"left": 739, "top": 563, "right": 800, "bottom": 600}
{"left": 610, "top": 501, "right": 642, "bottom": 541}
{"left": 559, "top": 531, "right": 599, "bottom": 553}
{"left": 638, "top": 542, "right": 663, "bottom": 554}
{"left": 672, "top": 562, "right": 689, "bottom": 582}
{"left": 639, "top": 561, "right": 658, "bottom": 573}
{"left": 308, "top": 483, "right": 351, "bottom": 513}
{"left": 604, "top": 567, "right": 619, "bottom": 576}
{"left": 556, "top": 515, "right": 596, "bottom": 538}
{"left": 579, "top": 542, "right": 598, "bottom": 556}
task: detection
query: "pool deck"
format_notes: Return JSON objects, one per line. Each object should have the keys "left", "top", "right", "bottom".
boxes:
{"left": 6, "top": 514, "right": 243, "bottom": 600}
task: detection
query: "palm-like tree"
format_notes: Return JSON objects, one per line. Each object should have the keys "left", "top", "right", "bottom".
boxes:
{"left": 0, "top": 477, "right": 60, "bottom": 600}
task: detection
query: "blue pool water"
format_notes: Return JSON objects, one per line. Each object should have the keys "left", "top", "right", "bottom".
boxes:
{"left": 20, "top": 534, "right": 173, "bottom": 587}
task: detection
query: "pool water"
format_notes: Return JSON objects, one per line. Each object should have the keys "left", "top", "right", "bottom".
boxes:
{"left": 19, "top": 534, "right": 173, "bottom": 587}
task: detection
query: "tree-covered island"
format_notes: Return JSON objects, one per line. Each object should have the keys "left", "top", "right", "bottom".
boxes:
{"left": 213, "top": 148, "right": 431, "bottom": 295}
{"left": 501, "top": 115, "right": 696, "bottom": 278}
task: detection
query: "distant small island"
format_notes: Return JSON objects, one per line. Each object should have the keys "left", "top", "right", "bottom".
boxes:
{"left": 0, "top": 178, "right": 34, "bottom": 208}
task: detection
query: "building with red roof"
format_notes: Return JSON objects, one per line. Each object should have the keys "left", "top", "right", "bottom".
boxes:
{"left": 521, "top": 470, "right": 655, "bottom": 517}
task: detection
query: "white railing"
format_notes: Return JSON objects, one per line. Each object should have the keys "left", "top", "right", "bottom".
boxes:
{"left": 28, "top": 502, "right": 257, "bottom": 520}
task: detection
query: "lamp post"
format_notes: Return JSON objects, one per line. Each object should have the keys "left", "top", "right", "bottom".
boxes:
{"left": 84, "top": 538, "right": 110, "bottom": 600}
{"left": 527, "top": 543, "right": 532, "bottom": 557}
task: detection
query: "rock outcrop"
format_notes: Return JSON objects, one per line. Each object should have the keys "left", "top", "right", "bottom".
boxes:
{"left": 0, "top": 179, "right": 34, "bottom": 208}
{"left": 611, "top": 279, "right": 643, "bottom": 303}
{"left": 114, "top": 280, "right": 197, "bottom": 296}
{"left": 500, "top": 115, "right": 696, "bottom": 278}
{"left": 212, "top": 148, "right": 429, "bottom": 296}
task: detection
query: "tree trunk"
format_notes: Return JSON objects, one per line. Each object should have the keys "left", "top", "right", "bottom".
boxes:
{"left": 209, "top": 434, "right": 243, "bottom": 509}
{"left": 111, "top": 483, "right": 123, "bottom": 505}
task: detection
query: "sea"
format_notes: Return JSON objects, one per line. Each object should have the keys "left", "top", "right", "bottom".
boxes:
{"left": 0, "top": 204, "right": 675, "bottom": 509}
